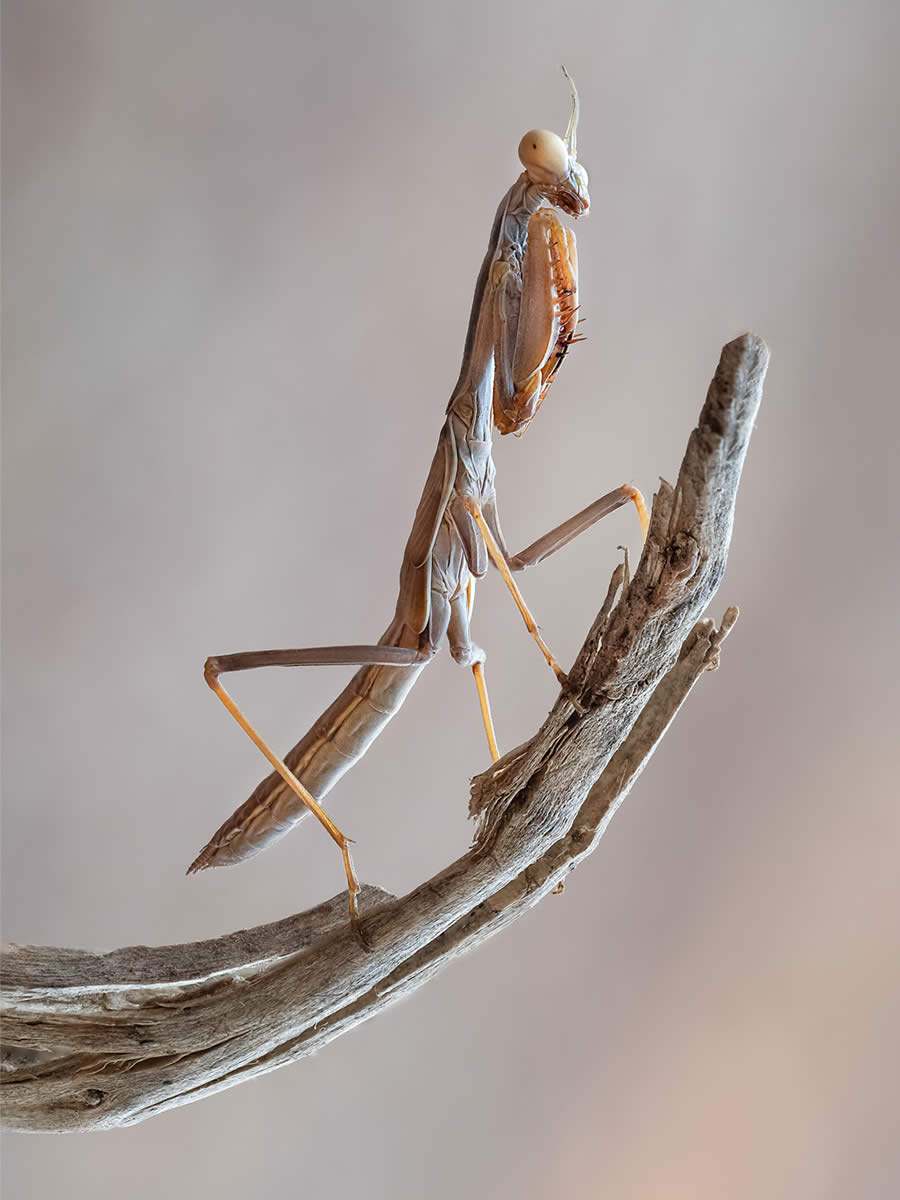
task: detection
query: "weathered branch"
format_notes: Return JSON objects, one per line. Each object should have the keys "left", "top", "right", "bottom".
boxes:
{"left": 1, "top": 334, "right": 769, "bottom": 1132}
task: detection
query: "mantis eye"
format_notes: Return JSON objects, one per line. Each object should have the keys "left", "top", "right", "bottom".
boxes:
{"left": 518, "top": 129, "right": 570, "bottom": 184}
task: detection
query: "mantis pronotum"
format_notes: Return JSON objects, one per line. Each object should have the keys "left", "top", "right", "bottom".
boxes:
{"left": 189, "top": 72, "right": 647, "bottom": 922}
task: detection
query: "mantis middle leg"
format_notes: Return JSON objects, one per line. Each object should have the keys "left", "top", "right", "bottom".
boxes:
{"left": 447, "top": 580, "right": 500, "bottom": 763}
{"left": 465, "top": 484, "right": 648, "bottom": 685}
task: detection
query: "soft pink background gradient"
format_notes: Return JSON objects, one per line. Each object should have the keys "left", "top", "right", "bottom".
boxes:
{"left": 3, "top": 2, "right": 899, "bottom": 1195}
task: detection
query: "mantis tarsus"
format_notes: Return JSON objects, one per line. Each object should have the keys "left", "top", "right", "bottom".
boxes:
{"left": 188, "top": 73, "right": 648, "bottom": 923}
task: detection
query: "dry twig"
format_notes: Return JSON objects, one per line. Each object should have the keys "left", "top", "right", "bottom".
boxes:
{"left": 1, "top": 333, "right": 769, "bottom": 1132}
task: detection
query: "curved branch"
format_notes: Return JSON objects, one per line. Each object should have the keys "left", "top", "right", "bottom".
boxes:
{"left": 1, "top": 334, "right": 769, "bottom": 1132}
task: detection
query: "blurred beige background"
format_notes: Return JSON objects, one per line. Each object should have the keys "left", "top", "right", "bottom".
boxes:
{"left": 3, "top": 1, "right": 899, "bottom": 1195}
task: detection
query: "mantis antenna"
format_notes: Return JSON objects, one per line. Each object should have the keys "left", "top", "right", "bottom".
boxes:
{"left": 562, "top": 65, "right": 579, "bottom": 158}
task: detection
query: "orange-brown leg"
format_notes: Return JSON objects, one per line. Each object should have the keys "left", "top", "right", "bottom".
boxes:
{"left": 205, "top": 669, "right": 361, "bottom": 920}
{"left": 203, "top": 643, "right": 426, "bottom": 924}
{"left": 464, "top": 497, "right": 568, "bottom": 684}
{"left": 505, "top": 484, "right": 648, "bottom": 570}
{"left": 466, "top": 485, "right": 648, "bottom": 685}
{"left": 465, "top": 580, "right": 500, "bottom": 763}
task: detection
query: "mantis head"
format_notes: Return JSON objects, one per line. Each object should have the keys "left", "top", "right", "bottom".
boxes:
{"left": 517, "top": 68, "right": 590, "bottom": 217}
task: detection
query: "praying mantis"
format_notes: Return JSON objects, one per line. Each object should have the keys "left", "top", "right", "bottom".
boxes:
{"left": 188, "top": 72, "right": 648, "bottom": 921}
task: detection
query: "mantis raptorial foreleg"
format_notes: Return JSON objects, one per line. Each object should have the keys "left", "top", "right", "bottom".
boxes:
{"left": 492, "top": 207, "right": 579, "bottom": 437}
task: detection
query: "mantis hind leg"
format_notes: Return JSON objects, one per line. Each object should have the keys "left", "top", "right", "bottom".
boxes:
{"left": 201, "top": 673, "right": 363, "bottom": 921}
{"left": 199, "top": 642, "right": 429, "bottom": 924}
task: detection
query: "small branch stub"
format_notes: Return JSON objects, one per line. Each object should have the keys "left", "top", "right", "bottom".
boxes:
{"left": 1, "top": 334, "right": 769, "bottom": 1132}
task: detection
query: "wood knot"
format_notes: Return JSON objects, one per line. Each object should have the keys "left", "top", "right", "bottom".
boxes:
{"left": 665, "top": 532, "right": 701, "bottom": 579}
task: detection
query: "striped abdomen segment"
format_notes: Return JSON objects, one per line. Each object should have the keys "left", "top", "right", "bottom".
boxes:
{"left": 187, "top": 659, "right": 425, "bottom": 872}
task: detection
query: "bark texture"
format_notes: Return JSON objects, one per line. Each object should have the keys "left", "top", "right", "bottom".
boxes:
{"left": 1, "top": 334, "right": 769, "bottom": 1132}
